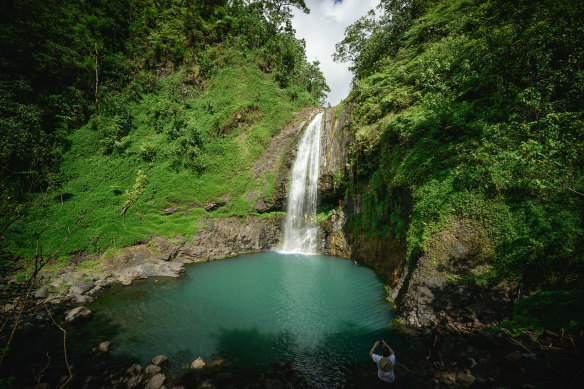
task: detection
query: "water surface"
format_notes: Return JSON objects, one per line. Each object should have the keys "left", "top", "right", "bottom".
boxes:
{"left": 89, "top": 252, "right": 393, "bottom": 386}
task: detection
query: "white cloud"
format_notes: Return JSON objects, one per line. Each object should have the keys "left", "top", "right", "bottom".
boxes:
{"left": 292, "top": 0, "right": 379, "bottom": 106}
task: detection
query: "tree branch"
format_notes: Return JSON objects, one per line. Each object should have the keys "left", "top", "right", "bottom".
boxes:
{"left": 34, "top": 352, "right": 51, "bottom": 387}
{"left": 0, "top": 206, "right": 94, "bottom": 368}
{"left": 44, "top": 304, "right": 72, "bottom": 389}
{"left": 543, "top": 171, "right": 584, "bottom": 198}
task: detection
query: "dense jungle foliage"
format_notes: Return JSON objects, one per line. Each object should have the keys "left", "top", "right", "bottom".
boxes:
{"left": 0, "top": 0, "right": 329, "bottom": 266}
{"left": 336, "top": 0, "right": 584, "bottom": 290}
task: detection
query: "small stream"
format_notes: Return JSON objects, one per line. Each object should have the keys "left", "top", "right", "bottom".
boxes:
{"left": 86, "top": 251, "right": 394, "bottom": 386}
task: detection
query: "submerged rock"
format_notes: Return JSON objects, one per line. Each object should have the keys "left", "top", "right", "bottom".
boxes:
{"left": 152, "top": 355, "right": 169, "bottom": 366}
{"left": 98, "top": 341, "right": 112, "bottom": 353}
{"left": 64, "top": 306, "right": 92, "bottom": 324}
{"left": 190, "top": 357, "right": 206, "bottom": 369}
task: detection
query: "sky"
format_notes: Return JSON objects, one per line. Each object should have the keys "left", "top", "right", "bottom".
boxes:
{"left": 292, "top": 0, "right": 379, "bottom": 106}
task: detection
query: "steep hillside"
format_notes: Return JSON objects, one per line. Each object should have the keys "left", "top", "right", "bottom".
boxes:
{"left": 330, "top": 0, "right": 584, "bottom": 330}
{"left": 0, "top": 0, "right": 328, "bottom": 266}
{"left": 6, "top": 53, "right": 317, "bottom": 259}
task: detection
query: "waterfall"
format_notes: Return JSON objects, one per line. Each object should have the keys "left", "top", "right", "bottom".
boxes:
{"left": 281, "top": 112, "right": 323, "bottom": 253}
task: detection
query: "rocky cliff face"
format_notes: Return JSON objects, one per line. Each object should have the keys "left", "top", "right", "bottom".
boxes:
{"left": 247, "top": 107, "right": 321, "bottom": 213}
{"left": 316, "top": 104, "right": 409, "bottom": 284}
{"left": 173, "top": 215, "right": 283, "bottom": 260}
{"left": 318, "top": 105, "right": 353, "bottom": 204}
{"left": 315, "top": 103, "right": 515, "bottom": 329}
{"left": 388, "top": 219, "right": 516, "bottom": 329}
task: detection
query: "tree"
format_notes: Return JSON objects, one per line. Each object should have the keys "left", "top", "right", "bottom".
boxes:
{"left": 251, "top": 0, "right": 310, "bottom": 30}
{"left": 334, "top": 0, "right": 427, "bottom": 78}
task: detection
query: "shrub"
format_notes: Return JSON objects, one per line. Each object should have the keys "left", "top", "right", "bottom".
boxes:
{"left": 140, "top": 143, "right": 156, "bottom": 162}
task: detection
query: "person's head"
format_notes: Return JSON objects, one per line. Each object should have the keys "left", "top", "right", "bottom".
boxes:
{"left": 430, "top": 320, "right": 437, "bottom": 328}
{"left": 382, "top": 345, "right": 390, "bottom": 357}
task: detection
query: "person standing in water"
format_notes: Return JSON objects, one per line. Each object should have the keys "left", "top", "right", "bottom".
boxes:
{"left": 369, "top": 340, "right": 396, "bottom": 383}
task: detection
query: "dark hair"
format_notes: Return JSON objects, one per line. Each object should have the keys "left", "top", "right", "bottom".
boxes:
{"left": 382, "top": 345, "right": 390, "bottom": 357}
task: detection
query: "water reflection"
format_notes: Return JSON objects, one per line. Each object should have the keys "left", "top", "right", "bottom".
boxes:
{"left": 86, "top": 252, "right": 393, "bottom": 386}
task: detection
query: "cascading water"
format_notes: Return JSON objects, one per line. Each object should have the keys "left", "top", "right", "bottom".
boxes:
{"left": 281, "top": 112, "right": 323, "bottom": 253}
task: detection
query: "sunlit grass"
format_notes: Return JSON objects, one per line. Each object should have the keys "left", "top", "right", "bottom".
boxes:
{"left": 9, "top": 50, "right": 316, "bottom": 258}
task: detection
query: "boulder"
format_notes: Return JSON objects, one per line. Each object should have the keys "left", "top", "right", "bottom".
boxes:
{"left": 35, "top": 287, "right": 49, "bottom": 299}
{"left": 190, "top": 357, "right": 206, "bottom": 369}
{"left": 152, "top": 355, "right": 168, "bottom": 366}
{"left": 144, "top": 373, "right": 166, "bottom": 389}
{"left": 117, "top": 260, "right": 185, "bottom": 284}
{"left": 126, "top": 363, "right": 144, "bottom": 387}
{"left": 127, "top": 373, "right": 144, "bottom": 388}
{"left": 95, "top": 276, "right": 110, "bottom": 287}
{"left": 145, "top": 364, "right": 161, "bottom": 375}
{"left": 126, "top": 364, "right": 142, "bottom": 376}
{"left": 163, "top": 207, "right": 178, "bottom": 215}
{"left": 71, "top": 281, "right": 94, "bottom": 295}
{"left": 72, "top": 294, "right": 92, "bottom": 304}
{"left": 98, "top": 341, "right": 112, "bottom": 353}
{"left": 64, "top": 306, "right": 92, "bottom": 324}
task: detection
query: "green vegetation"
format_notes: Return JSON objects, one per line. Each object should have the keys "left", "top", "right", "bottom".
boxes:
{"left": 336, "top": 0, "right": 584, "bottom": 290}
{"left": 0, "top": 0, "right": 329, "bottom": 261}
{"left": 335, "top": 102, "right": 344, "bottom": 121}
{"left": 498, "top": 291, "right": 584, "bottom": 336}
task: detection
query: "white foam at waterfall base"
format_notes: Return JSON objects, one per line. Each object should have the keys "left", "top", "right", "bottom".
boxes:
{"left": 281, "top": 112, "right": 323, "bottom": 254}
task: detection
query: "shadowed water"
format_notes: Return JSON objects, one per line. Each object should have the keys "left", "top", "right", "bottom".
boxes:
{"left": 88, "top": 252, "right": 394, "bottom": 386}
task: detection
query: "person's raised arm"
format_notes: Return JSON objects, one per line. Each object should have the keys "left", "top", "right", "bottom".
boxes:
{"left": 382, "top": 340, "right": 395, "bottom": 355}
{"left": 369, "top": 340, "right": 380, "bottom": 357}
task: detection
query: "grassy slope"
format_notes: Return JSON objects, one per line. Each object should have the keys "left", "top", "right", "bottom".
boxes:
{"left": 8, "top": 48, "right": 316, "bottom": 260}
{"left": 343, "top": 0, "right": 584, "bottom": 290}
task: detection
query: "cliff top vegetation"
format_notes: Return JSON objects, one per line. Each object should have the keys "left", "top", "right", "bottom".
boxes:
{"left": 0, "top": 0, "right": 329, "bottom": 265}
{"left": 335, "top": 0, "right": 583, "bottom": 291}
